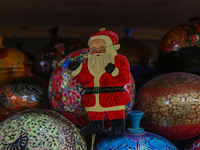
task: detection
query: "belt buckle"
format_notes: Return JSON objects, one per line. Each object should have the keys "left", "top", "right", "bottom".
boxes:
{"left": 94, "top": 87, "right": 99, "bottom": 94}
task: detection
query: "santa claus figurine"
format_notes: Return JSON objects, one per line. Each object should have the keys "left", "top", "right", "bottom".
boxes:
{"left": 68, "top": 28, "right": 131, "bottom": 139}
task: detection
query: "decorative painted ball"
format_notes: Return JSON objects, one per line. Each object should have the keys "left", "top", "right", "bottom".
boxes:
{"left": 0, "top": 75, "right": 50, "bottom": 122}
{"left": 34, "top": 27, "right": 85, "bottom": 79}
{"left": 94, "top": 111, "right": 177, "bottom": 150}
{"left": 49, "top": 48, "right": 136, "bottom": 128}
{"left": 119, "top": 28, "right": 157, "bottom": 89}
{"left": 0, "top": 109, "right": 87, "bottom": 150}
{"left": 158, "top": 18, "right": 200, "bottom": 74}
{"left": 136, "top": 72, "right": 200, "bottom": 140}
{"left": 0, "top": 37, "right": 29, "bottom": 84}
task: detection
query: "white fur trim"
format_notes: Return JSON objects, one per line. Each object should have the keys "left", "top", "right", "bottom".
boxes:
{"left": 114, "top": 44, "right": 120, "bottom": 50}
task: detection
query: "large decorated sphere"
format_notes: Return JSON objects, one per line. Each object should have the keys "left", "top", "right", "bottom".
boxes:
{"left": 49, "top": 48, "right": 136, "bottom": 128}
{"left": 94, "top": 111, "right": 177, "bottom": 150}
{"left": 0, "top": 109, "right": 87, "bottom": 150}
{"left": 0, "top": 37, "right": 29, "bottom": 84}
{"left": 34, "top": 27, "right": 85, "bottom": 79}
{"left": 94, "top": 132, "right": 177, "bottom": 150}
{"left": 0, "top": 75, "right": 50, "bottom": 122}
{"left": 136, "top": 72, "right": 200, "bottom": 140}
{"left": 158, "top": 18, "right": 200, "bottom": 74}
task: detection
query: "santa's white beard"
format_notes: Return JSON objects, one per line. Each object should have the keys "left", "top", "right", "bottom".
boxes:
{"left": 88, "top": 49, "right": 116, "bottom": 77}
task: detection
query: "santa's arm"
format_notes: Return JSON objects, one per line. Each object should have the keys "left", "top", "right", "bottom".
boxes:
{"left": 112, "top": 54, "right": 130, "bottom": 86}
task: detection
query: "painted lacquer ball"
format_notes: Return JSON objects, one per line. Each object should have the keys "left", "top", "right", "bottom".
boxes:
{"left": 0, "top": 37, "right": 29, "bottom": 84}
{"left": 94, "top": 111, "right": 177, "bottom": 150}
{"left": 94, "top": 132, "right": 177, "bottom": 150}
{"left": 49, "top": 48, "right": 136, "bottom": 128}
{"left": 158, "top": 18, "right": 200, "bottom": 74}
{"left": 136, "top": 72, "right": 200, "bottom": 140}
{"left": 0, "top": 109, "right": 86, "bottom": 150}
{"left": 0, "top": 75, "right": 50, "bottom": 122}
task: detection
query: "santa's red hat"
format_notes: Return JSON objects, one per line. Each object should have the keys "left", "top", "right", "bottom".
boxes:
{"left": 88, "top": 28, "right": 120, "bottom": 50}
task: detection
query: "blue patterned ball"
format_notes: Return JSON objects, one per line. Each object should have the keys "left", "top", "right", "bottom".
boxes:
{"left": 94, "top": 131, "right": 177, "bottom": 150}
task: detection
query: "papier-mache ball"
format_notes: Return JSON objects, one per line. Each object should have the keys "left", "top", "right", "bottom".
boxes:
{"left": 48, "top": 48, "right": 136, "bottom": 128}
{"left": 0, "top": 37, "right": 29, "bottom": 84}
{"left": 0, "top": 109, "right": 87, "bottom": 150}
{"left": 136, "top": 72, "right": 200, "bottom": 140}
{"left": 0, "top": 73, "right": 50, "bottom": 122}
{"left": 94, "top": 111, "right": 178, "bottom": 150}
{"left": 158, "top": 18, "right": 200, "bottom": 74}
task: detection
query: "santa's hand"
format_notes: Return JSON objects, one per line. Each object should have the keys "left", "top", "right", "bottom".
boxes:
{"left": 68, "top": 58, "right": 81, "bottom": 71}
{"left": 105, "top": 63, "right": 115, "bottom": 73}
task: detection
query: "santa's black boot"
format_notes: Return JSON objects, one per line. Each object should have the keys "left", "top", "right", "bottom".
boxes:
{"left": 80, "top": 120, "right": 104, "bottom": 136}
{"left": 108, "top": 119, "right": 125, "bottom": 139}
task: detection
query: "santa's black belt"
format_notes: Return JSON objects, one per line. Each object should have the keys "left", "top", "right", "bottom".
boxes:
{"left": 84, "top": 86, "right": 126, "bottom": 94}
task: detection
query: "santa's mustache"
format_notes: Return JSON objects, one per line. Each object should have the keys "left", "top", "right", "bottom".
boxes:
{"left": 88, "top": 53, "right": 112, "bottom": 65}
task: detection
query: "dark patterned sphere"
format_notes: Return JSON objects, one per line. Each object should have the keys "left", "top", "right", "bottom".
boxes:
{"left": 0, "top": 109, "right": 86, "bottom": 150}
{"left": 49, "top": 48, "right": 136, "bottom": 128}
{"left": 158, "top": 19, "right": 200, "bottom": 74}
{"left": 0, "top": 76, "right": 50, "bottom": 122}
{"left": 136, "top": 72, "right": 200, "bottom": 140}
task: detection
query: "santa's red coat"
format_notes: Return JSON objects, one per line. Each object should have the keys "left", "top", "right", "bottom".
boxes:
{"left": 74, "top": 54, "right": 131, "bottom": 109}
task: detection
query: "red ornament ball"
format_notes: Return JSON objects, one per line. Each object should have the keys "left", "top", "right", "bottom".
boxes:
{"left": 157, "top": 19, "right": 200, "bottom": 74}
{"left": 136, "top": 72, "right": 200, "bottom": 140}
{"left": 49, "top": 48, "right": 136, "bottom": 128}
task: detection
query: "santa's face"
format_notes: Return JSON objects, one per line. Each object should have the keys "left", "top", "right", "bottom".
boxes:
{"left": 88, "top": 38, "right": 117, "bottom": 77}
{"left": 89, "top": 39, "right": 106, "bottom": 56}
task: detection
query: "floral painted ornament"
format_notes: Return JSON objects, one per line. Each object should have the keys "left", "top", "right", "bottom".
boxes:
{"left": 0, "top": 109, "right": 87, "bottom": 150}
{"left": 49, "top": 48, "right": 136, "bottom": 129}
{"left": 158, "top": 18, "right": 200, "bottom": 74}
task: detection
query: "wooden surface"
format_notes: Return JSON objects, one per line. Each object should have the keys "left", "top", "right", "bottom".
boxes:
{"left": 0, "top": 0, "right": 200, "bottom": 39}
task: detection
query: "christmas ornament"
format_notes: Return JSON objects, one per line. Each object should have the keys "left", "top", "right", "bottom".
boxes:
{"left": 0, "top": 37, "right": 29, "bottom": 84}
{"left": 136, "top": 72, "right": 200, "bottom": 140}
{"left": 0, "top": 61, "right": 50, "bottom": 122}
{"left": 0, "top": 109, "right": 87, "bottom": 150}
{"left": 158, "top": 18, "right": 200, "bottom": 74}
{"left": 94, "top": 110, "right": 177, "bottom": 150}
{"left": 49, "top": 28, "right": 136, "bottom": 139}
